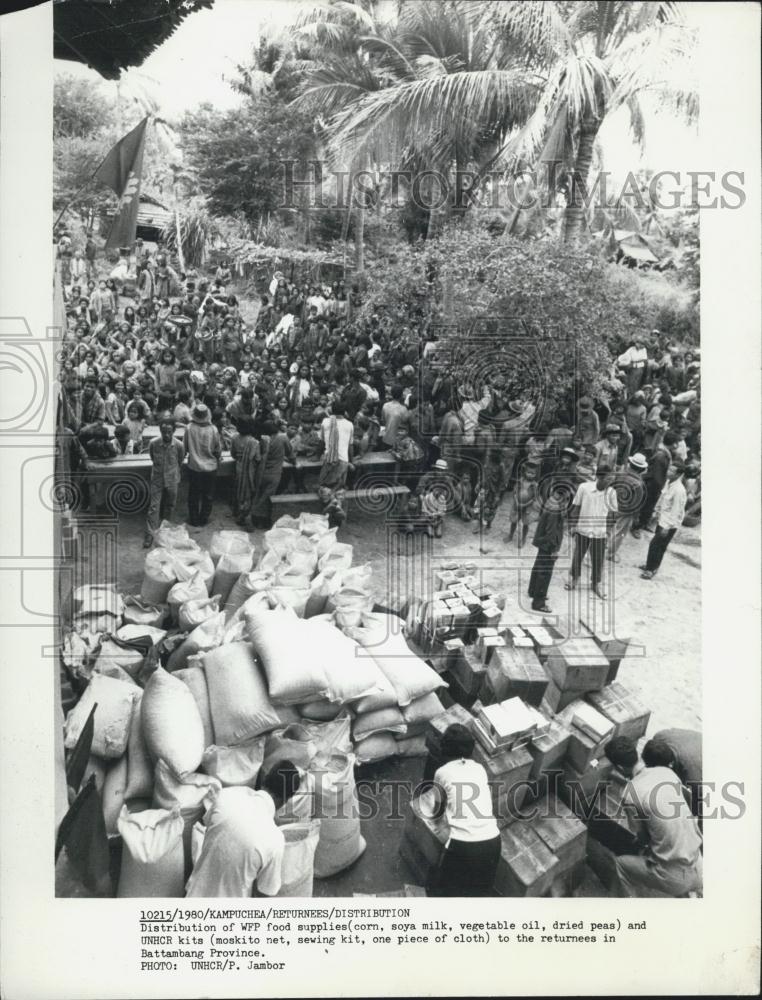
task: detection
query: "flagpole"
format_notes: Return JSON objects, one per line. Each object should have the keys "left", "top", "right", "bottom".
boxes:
{"left": 53, "top": 176, "right": 97, "bottom": 230}
{"left": 52, "top": 140, "right": 116, "bottom": 231}
{"left": 53, "top": 116, "right": 152, "bottom": 231}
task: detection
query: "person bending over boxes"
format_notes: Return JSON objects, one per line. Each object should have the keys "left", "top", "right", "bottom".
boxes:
{"left": 599, "top": 736, "right": 703, "bottom": 898}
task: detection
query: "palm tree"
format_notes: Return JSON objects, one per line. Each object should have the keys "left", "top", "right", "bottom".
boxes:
{"left": 487, "top": 2, "right": 697, "bottom": 241}
{"left": 321, "top": 0, "right": 697, "bottom": 242}
{"left": 163, "top": 160, "right": 199, "bottom": 272}
{"left": 293, "top": 0, "right": 392, "bottom": 267}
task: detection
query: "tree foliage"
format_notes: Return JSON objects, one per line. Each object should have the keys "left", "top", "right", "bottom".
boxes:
{"left": 357, "top": 226, "right": 696, "bottom": 407}
{"left": 177, "top": 99, "right": 315, "bottom": 234}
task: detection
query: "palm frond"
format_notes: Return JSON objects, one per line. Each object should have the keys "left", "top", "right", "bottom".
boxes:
{"left": 608, "top": 21, "right": 697, "bottom": 117}
{"left": 468, "top": 0, "right": 574, "bottom": 65}
{"left": 329, "top": 68, "right": 536, "bottom": 161}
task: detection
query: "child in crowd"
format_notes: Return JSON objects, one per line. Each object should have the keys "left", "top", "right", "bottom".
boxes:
{"left": 505, "top": 458, "right": 540, "bottom": 546}
{"left": 122, "top": 403, "right": 146, "bottom": 449}
{"left": 473, "top": 449, "right": 507, "bottom": 533}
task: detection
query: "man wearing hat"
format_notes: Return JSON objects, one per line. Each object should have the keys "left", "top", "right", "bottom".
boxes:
{"left": 566, "top": 464, "right": 618, "bottom": 599}
{"left": 608, "top": 452, "right": 648, "bottom": 561}
{"left": 595, "top": 422, "right": 622, "bottom": 472}
{"left": 527, "top": 446, "right": 580, "bottom": 612}
{"left": 575, "top": 396, "right": 600, "bottom": 446}
{"left": 183, "top": 403, "right": 222, "bottom": 528}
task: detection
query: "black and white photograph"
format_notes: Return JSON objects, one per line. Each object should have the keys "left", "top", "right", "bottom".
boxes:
{"left": 0, "top": 0, "right": 760, "bottom": 996}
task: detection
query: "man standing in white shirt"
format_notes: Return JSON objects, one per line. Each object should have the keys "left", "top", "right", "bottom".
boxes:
{"left": 618, "top": 335, "right": 649, "bottom": 395}
{"left": 640, "top": 462, "right": 687, "bottom": 579}
{"left": 565, "top": 465, "right": 618, "bottom": 599}
{"left": 318, "top": 403, "right": 355, "bottom": 527}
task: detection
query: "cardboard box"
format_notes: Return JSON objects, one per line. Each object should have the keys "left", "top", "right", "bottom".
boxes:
{"left": 557, "top": 700, "right": 614, "bottom": 772}
{"left": 530, "top": 794, "right": 588, "bottom": 870}
{"left": 477, "top": 634, "right": 507, "bottom": 665}
{"left": 425, "top": 702, "right": 474, "bottom": 751}
{"left": 403, "top": 794, "right": 448, "bottom": 867}
{"left": 476, "top": 698, "right": 545, "bottom": 748}
{"left": 512, "top": 636, "right": 536, "bottom": 651}
{"left": 546, "top": 637, "right": 610, "bottom": 693}
{"left": 504, "top": 625, "right": 528, "bottom": 643}
{"left": 473, "top": 744, "right": 534, "bottom": 823}
{"left": 443, "top": 636, "right": 465, "bottom": 670}
{"left": 494, "top": 822, "right": 560, "bottom": 897}
{"left": 541, "top": 679, "right": 582, "bottom": 713}
{"left": 585, "top": 780, "right": 640, "bottom": 855}
{"left": 479, "top": 603, "right": 502, "bottom": 626}
{"left": 556, "top": 757, "right": 615, "bottom": 819}
{"left": 449, "top": 646, "right": 487, "bottom": 699}
{"left": 527, "top": 718, "right": 573, "bottom": 781}
{"left": 585, "top": 682, "right": 651, "bottom": 742}
{"left": 578, "top": 613, "right": 630, "bottom": 685}
{"left": 487, "top": 645, "right": 549, "bottom": 708}
{"left": 523, "top": 625, "right": 559, "bottom": 663}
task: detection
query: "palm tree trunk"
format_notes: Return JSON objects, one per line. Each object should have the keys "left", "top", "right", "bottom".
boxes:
{"left": 564, "top": 117, "right": 600, "bottom": 243}
{"left": 355, "top": 197, "right": 365, "bottom": 271}
{"left": 172, "top": 184, "right": 185, "bottom": 271}
{"left": 354, "top": 167, "right": 365, "bottom": 272}
{"left": 174, "top": 205, "right": 186, "bottom": 272}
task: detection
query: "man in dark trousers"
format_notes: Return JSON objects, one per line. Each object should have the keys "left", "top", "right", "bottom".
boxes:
{"left": 144, "top": 417, "right": 184, "bottom": 547}
{"left": 565, "top": 464, "right": 618, "bottom": 600}
{"left": 631, "top": 431, "right": 677, "bottom": 537}
{"left": 640, "top": 460, "right": 687, "bottom": 578}
{"left": 527, "top": 447, "right": 580, "bottom": 612}
{"left": 183, "top": 403, "right": 222, "bottom": 528}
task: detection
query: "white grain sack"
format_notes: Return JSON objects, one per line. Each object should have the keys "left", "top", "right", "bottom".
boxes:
{"left": 173, "top": 665, "right": 215, "bottom": 750}
{"left": 117, "top": 805, "right": 185, "bottom": 898}
{"left": 201, "top": 739, "right": 266, "bottom": 788}
{"left": 123, "top": 690, "right": 154, "bottom": 800}
{"left": 141, "top": 667, "right": 205, "bottom": 777}
{"left": 311, "top": 751, "right": 366, "bottom": 878}
{"left": 203, "top": 642, "right": 281, "bottom": 744}
{"left": 102, "top": 754, "right": 129, "bottom": 835}
{"left": 64, "top": 674, "right": 138, "bottom": 760}
{"left": 245, "top": 608, "right": 330, "bottom": 706}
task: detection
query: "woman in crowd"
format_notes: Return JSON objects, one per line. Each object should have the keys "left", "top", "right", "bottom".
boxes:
{"left": 56, "top": 247, "right": 700, "bottom": 555}
{"left": 426, "top": 724, "right": 501, "bottom": 897}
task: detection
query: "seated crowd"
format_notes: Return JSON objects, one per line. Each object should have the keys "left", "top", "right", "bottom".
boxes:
{"left": 56, "top": 240, "right": 701, "bottom": 557}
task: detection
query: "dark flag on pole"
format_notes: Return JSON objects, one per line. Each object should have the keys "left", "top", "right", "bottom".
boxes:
{"left": 94, "top": 116, "right": 149, "bottom": 251}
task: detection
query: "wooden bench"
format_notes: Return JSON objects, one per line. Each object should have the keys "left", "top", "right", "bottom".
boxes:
{"left": 86, "top": 452, "right": 236, "bottom": 481}
{"left": 271, "top": 484, "right": 410, "bottom": 519}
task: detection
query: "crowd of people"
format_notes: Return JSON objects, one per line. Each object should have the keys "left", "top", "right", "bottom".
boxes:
{"left": 56, "top": 234, "right": 701, "bottom": 585}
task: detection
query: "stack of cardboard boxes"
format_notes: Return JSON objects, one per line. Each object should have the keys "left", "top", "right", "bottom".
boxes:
{"left": 398, "top": 572, "right": 652, "bottom": 895}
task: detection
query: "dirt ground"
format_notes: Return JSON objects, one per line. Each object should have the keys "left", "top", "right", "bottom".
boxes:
{"left": 69, "top": 481, "right": 699, "bottom": 898}
{"left": 110, "top": 485, "right": 702, "bottom": 735}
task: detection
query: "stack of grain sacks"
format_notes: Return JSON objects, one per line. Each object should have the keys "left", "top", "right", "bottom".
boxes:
{"left": 58, "top": 516, "right": 453, "bottom": 897}
{"left": 343, "top": 611, "right": 447, "bottom": 763}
